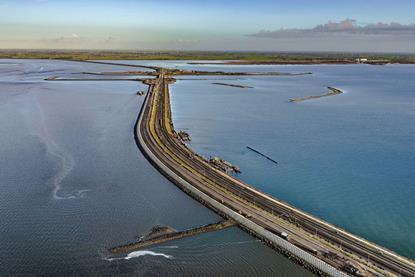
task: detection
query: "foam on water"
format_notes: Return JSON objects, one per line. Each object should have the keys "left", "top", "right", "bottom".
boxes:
{"left": 0, "top": 63, "right": 20, "bottom": 66}
{"left": 158, "top": 246, "right": 179, "bottom": 249}
{"left": 213, "top": 240, "right": 260, "bottom": 247}
{"left": 19, "top": 92, "right": 87, "bottom": 200}
{"left": 104, "top": 250, "right": 172, "bottom": 262}
{"left": 48, "top": 141, "right": 76, "bottom": 200}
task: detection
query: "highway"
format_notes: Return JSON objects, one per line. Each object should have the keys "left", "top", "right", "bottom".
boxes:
{"left": 136, "top": 74, "right": 415, "bottom": 277}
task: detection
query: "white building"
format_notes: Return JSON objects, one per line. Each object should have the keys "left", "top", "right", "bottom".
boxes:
{"left": 356, "top": 58, "right": 368, "bottom": 63}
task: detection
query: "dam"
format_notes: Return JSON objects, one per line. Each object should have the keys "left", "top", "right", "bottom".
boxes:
{"left": 43, "top": 62, "right": 415, "bottom": 276}
{"left": 135, "top": 71, "right": 415, "bottom": 277}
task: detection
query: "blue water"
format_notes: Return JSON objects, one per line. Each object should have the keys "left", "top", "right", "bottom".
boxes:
{"left": 169, "top": 63, "right": 415, "bottom": 259}
{"left": 0, "top": 59, "right": 313, "bottom": 276}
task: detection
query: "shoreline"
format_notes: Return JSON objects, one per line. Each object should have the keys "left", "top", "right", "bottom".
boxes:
{"left": 3, "top": 57, "right": 415, "bottom": 65}
{"left": 1, "top": 50, "right": 415, "bottom": 65}
{"left": 188, "top": 60, "right": 397, "bottom": 65}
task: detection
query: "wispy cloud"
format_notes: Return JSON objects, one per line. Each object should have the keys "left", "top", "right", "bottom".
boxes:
{"left": 39, "top": 33, "right": 83, "bottom": 44}
{"left": 249, "top": 19, "right": 415, "bottom": 38}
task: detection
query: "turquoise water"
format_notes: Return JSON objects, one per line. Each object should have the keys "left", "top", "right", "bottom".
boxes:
{"left": 0, "top": 59, "right": 313, "bottom": 276}
{"left": 2, "top": 59, "right": 413, "bottom": 276}
{"left": 169, "top": 63, "right": 415, "bottom": 259}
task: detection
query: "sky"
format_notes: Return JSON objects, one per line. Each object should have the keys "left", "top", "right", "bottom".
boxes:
{"left": 1, "top": 0, "right": 415, "bottom": 52}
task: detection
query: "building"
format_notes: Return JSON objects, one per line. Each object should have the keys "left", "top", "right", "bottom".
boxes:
{"left": 356, "top": 58, "right": 368, "bottom": 63}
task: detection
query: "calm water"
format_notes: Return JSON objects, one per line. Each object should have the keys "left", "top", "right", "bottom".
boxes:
{"left": 0, "top": 59, "right": 313, "bottom": 276}
{"left": 169, "top": 62, "right": 415, "bottom": 259}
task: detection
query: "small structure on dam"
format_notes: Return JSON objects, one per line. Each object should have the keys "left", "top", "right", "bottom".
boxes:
{"left": 177, "top": 130, "right": 191, "bottom": 142}
{"left": 209, "top": 156, "right": 241, "bottom": 174}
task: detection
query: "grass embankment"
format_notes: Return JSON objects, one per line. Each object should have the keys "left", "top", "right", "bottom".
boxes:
{"left": 1, "top": 50, "right": 415, "bottom": 64}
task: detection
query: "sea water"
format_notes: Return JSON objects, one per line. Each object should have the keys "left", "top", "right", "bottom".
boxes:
{"left": 169, "top": 63, "right": 415, "bottom": 259}
{"left": 0, "top": 59, "right": 312, "bottom": 276}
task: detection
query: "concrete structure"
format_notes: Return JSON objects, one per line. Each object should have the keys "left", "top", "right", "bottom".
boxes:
{"left": 135, "top": 85, "right": 346, "bottom": 276}
{"left": 134, "top": 73, "right": 415, "bottom": 276}
{"left": 46, "top": 64, "right": 415, "bottom": 276}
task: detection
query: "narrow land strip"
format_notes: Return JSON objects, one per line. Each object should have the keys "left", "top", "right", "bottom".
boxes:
{"left": 135, "top": 73, "right": 415, "bottom": 277}
{"left": 109, "top": 220, "right": 236, "bottom": 255}
{"left": 45, "top": 63, "right": 415, "bottom": 276}
{"left": 246, "top": 146, "right": 279, "bottom": 165}
{"left": 290, "top": 87, "right": 343, "bottom": 102}
{"left": 212, "top": 82, "right": 254, "bottom": 89}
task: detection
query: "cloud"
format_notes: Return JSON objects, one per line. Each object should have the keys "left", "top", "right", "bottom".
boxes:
{"left": 40, "top": 34, "right": 82, "bottom": 44}
{"left": 249, "top": 19, "right": 415, "bottom": 38}
{"left": 175, "top": 38, "right": 200, "bottom": 43}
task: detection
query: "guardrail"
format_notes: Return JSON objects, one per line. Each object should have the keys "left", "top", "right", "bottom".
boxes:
{"left": 135, "top": 82, "right": 347, "bottom": 277}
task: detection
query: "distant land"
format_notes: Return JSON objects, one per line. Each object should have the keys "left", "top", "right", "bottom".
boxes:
{"left": 1, "top": 50, "right": 415, "bottom": 64}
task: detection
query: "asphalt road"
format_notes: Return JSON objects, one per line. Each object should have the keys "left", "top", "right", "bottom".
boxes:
{"left": 136, "top": 75, "right": 415, "bottom": 277}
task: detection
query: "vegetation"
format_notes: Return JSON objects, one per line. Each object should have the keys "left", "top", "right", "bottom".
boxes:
{"left": 1, "top": 50, "right": 415, "bottom": 63}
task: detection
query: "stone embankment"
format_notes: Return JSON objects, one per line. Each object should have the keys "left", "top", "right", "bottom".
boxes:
{"left": 109, "top": 220, "right": 235, "bottom": 255}
{"left": 289, "top": 87, "right": 343, "bottom": 103}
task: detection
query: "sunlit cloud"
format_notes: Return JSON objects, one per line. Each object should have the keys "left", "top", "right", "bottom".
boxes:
{"left": 249, "top": 19, "right": 415, "bottom": 38}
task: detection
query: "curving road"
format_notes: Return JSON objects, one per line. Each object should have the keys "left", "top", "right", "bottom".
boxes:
{"left": 136, "top": 74, "right": 415, "bottom": 277}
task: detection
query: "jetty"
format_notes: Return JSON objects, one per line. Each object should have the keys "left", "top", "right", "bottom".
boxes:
{"left": 212, "top": 82, "right": 254, "bottom": 89}
{"left": 80, "top": 71, "right": 155, "bottom": 76}
{"left": 246, "top": 146, "right": 279, "bottom": 165}
{"left": 44, "top": 77, "right": 145, "bottom": 82}
{"left": 109, "top": 220, "right": 235, "bottom": 255}
{"left": 289, "top": 87, "right": 343, "bottom": 103}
